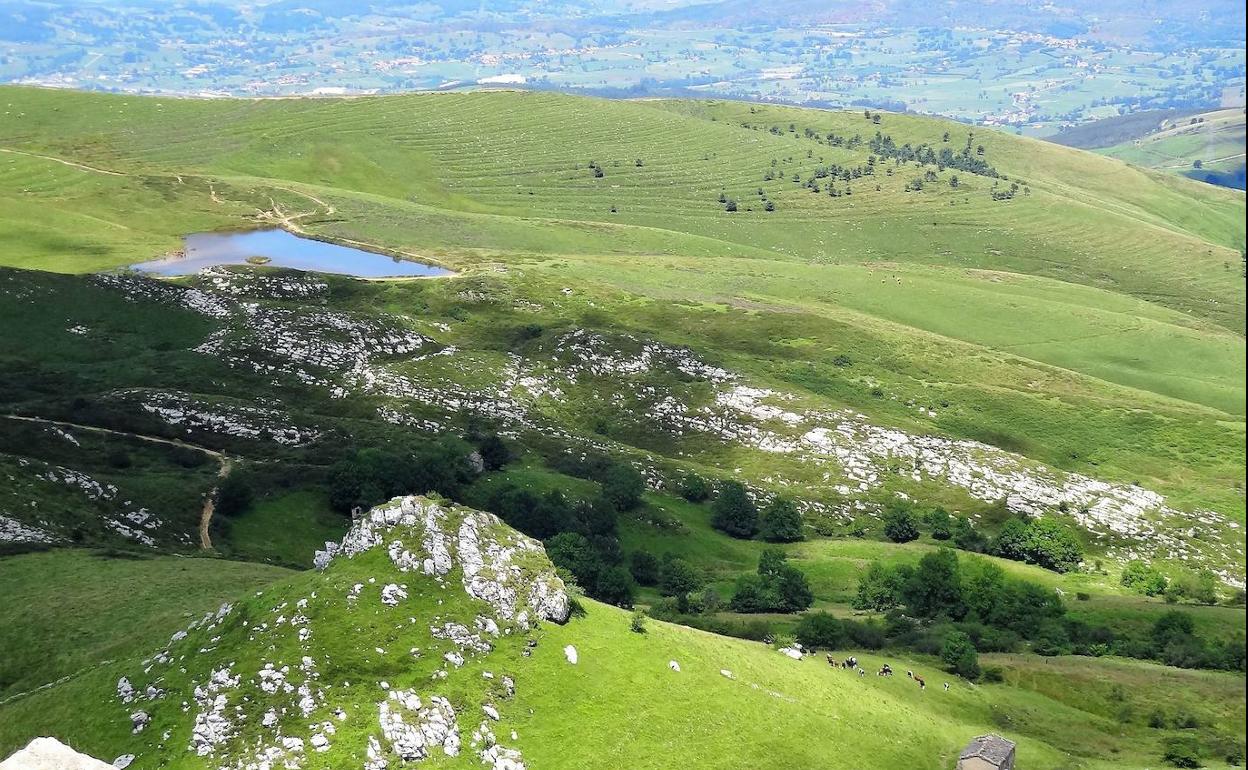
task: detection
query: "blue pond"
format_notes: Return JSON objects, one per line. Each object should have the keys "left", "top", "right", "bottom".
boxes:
{"left": 131, "top": 229, "right": 451, "bottom": 278}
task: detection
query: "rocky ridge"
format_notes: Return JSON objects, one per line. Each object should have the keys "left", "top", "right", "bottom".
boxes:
{"left": 104, "top": 496, "right": 569, "bottom": 770}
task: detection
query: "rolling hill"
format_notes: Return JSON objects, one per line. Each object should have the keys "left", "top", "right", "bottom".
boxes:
{"left": 0, "top": 86, "right": 1244, "bottom": 769}
{"left": 1052, "top": 107, "right": 1247, "bottom": 190}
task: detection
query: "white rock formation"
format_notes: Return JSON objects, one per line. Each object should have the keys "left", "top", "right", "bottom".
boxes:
{"left": 0, "top": 738, "right": 114, "bottom": 770}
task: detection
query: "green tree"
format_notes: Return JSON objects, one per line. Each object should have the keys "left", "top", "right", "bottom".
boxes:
{"left": 1025, "top": 518, "right": 1084, "bottom": 572}
{"left": 594, "top": 565, "right": 635, "bottom": 608}
{"left": 854, "top": 562, "right": 903, "bottom": 611}
{"left": 629, "top": 551, "right": 660, "bottom": 586}
{"left": 795, "top": 612, "right": 844, "bottom": 650}
{"left": 903, "top": 549, "right": 965, "bottom": 619}
{"left": 775, "top": 564, "right": 815, "bottom": 612}
{"left": 1152, "top": 610, "right": 1197, "bottom": 649}
{"left": 600, "top": 463, "right": 645, "bottom": 511}
{"left": 545, "top": 532, "right": 600, "bottom": 589}
{"left": 952, "top": 516, "right": 987, "bottom": 552}
{"left": 711, "top": 481, "right": 759, "bottom": 538}
{"left": 759, "top": 498, "right": 804, "bottom": 542}
{"left": 883, "top": 505, "right": 920, "bottom": 543}
{"left": 941, "top": 630, "right": 981, "bottom": 679}
{"left": 993, "top": 517, "right": 1032, "bottom": 561}
{"left": 1121, "top": 560, "right": 1168, "bottom": 596}
{"left": 214, "top": 473, "right": 252, "bottom": 518}
{"left": 925, "top": 507, "right": 953, "bottom": 540}
{"left": 475, "top": 433, "right": 512, "bottom": 471}
{"left": 678, "top": 474, "right": 711, "bottom": 502}
{"left": 658, "top": 556, "right": 702, "bottom": 598}
{"left": 729, "top": 574, "right": 774, "bottom": 613}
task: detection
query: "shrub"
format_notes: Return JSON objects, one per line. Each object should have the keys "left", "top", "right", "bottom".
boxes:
{"left": 678, "top": 474, "right": 711, "bottom": 502}
{"left": 629, "top": 551, "right": 660, "bottom": 586}
{"left": 711, "top": 481, "right": 759, "bottom": 538}
{"left": 1162, "top": 735, "right": 1203, "bottom": 768}
{"left": 883, "top": 503, "right": 920, "bottom": 543}
{"left": 941, "top": 630, "right": 981, "bottom": 680}
{"left": 980, "top": 665, "right": 1005, "bottom": 683}
{"left": 759, "top": 497, "right": 804, "bottom": 542}
{"left": 214, "top": 473, "right": 253, "bottom": 518}
{"left": 795, "top": 612, "right": 843, "bottom": 650}
{"left": 630, "top": 609, "right": 647, "bottom": 634}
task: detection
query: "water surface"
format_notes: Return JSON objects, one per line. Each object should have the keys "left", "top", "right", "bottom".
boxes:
{"left": 132, "top": 229, "right": 451, "bottom": 278}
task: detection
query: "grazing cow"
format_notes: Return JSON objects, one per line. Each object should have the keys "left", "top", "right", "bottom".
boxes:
{"left": 914, "top": 676, "right": 926, "bottom": 690}
{"left": 857, "top": 667, "right": 866, "bottom": 677}
{"left": 843, "top": 656, "right": 857, "bottom": 670}
{"left": 943, "top": 682, "right": 950, "bottom": 692}
{"left": 877, "top": 664, "right": 893, "bottom": 677}
{"left": 906, "top": 670, "right": 913, "bottom": 679}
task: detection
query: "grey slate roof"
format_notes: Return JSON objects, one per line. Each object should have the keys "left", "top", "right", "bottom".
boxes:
{"left": 959, "top": 734, "right": 1016, "bottom": 765}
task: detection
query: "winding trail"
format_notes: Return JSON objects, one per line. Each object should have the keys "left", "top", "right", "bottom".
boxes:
{"left": 2, "top": 414, "right": 229, "bottom": 550}
{"left": 0, "top": 146, "right": 126, "bottom": 176}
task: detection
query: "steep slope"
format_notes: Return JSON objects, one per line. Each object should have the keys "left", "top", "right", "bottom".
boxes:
{"left": 0, "top": 266, "right": 1240, "bottom": 581}
{"left": 5, "top": 496, "right": 1235, "bottom": 770}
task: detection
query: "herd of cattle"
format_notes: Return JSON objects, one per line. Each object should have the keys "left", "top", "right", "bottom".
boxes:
{"left": 826, "top": 655, "right": 949, "bottom": 692}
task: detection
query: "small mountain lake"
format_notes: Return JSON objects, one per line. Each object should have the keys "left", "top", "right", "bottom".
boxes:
{"left": 131, "top": 229, "right": 452, "bottom": 278}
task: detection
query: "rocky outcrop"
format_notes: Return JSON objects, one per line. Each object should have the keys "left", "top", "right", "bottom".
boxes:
{"left": 0, "top": 738, "right": 114, "bottom": 770}
{"left": 314, "top": 496, "right": 570, "bottom": 625}
{"left": 97, "top": 497, "right": 561, "bottom": 770}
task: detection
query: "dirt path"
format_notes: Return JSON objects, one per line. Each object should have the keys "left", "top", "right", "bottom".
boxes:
{"left": 3, "top": 414, "right": 229, "bottom": 550}
{"left": 200, "top": 457, "right": 233, "bottom": 550}
{"left": 0, "top": 146, "right": 126, "bottom": 177}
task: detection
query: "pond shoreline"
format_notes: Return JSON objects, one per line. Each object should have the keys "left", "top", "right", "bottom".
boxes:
{"left": 128, "top": 227, "right": 456, "bottom": 280}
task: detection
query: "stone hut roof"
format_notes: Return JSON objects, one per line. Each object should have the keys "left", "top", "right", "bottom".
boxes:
{"left": 960, "top": 734, "right": 1016, "bottom": 766}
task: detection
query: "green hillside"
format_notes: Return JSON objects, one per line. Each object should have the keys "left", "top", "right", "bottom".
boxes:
{"left": 1, "top": 497, "right": 1241, "bottom": 770}
{"left": 1095, "top": 108, "right": 1246, "bottom": 183}
{"left": 0, "top": 549, "right": 291, "bottom": 701}
{"left": 0, "top": 86, "right": 1244, "bottom": 770}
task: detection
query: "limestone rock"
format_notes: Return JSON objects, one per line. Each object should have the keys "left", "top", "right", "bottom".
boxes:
{"left": 0, "top": 738, "right": 114, "bottom": 770}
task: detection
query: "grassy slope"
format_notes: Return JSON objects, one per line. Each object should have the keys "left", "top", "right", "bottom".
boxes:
{"left": 1, "top": 87, "right": 1239, "bottom": 521}
{"left": 0, "top": 549, "right": 291, "bottom": 700}
{"left": 0, "top": 502, "right": 1240, "bottom": 770}
{"left": 216, "top": 489, "right": 348, "bottom": 569}
{"left": 1098, "top": 108, "right": 1246, "bottom": 174}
